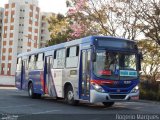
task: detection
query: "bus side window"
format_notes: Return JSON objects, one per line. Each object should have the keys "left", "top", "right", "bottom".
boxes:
{"left": 53, "top": 49, "right": 65, "bottom": 68}
{"left": 54, "top": 51, "right": 57, "bottom": 59}
{"left": 66, "top": 48, "right": 70, "bottom": 57}
{"left": 25, "top": 59, "right": 29, "bottom": 70}
{"left": 36, "top": 53, "right": 44, "bottom": 70}
{"left": 66, "top": 46, "right": 79, "bottom": 68}
{"left": 16, "top": 58, "right": 22, "bottom": 71}
{"left": 28, "top": 55, "right": 35, "bottom": 70}
{"left": 53, "top": 50, "right": 57, "bottom": 68}
{"left": 50, "top": 57, "right": 54, "bottom": 68}
{"left": 76, "top": 46, "right": 79, "bottom": 56}
{"left": 28, "top": 56, "right": 31, "bottom": 70}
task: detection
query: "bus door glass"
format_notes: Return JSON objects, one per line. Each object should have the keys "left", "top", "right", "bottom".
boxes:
{"left": 16, "top": 57, "right": 23, "bottom": 89}
{"left": 81, "top": 49, "right": 91, "bottom": 99}
{"left": 45, "top": 56, "right": 56, "bottom": 97}
{"left": 21, "top": 60, "right": 26, "bottom": 89}
{"left": 20, "top": 60, "right": 24, "bottom": 89}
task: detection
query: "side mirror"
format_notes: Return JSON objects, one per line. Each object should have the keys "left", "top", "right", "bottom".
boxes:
{"left": 137, "top": 52, "right": 143, "bottom": 71}
{"left": 91, "top": 45, "right": 96, "bottom": 62}
{"left": 92, "top": 52, "right": 96, "bottom": 62}
{"left": 17, "top": 58, "right": 19, "bottom": 64}
{"left": 139, "top": 52, "right": 143, "bottom": 60}
{"left": 141, "top": 54, "right": 143, "bottom": 60}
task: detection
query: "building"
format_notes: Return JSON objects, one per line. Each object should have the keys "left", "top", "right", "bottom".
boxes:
{"left": 0, "top": 7, "right": 4, "bottom": 54}
{"left": 0, "top": 0, "right": 40, "bottom": 75}
{"left": 0, "top": 8, "right": 4, "bottom": 55}
{"left": 39, "top": 12, "right": 54, "bottom": 48}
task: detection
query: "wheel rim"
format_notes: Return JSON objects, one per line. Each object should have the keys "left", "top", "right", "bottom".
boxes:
{"left": 67, "top": 91, "right": 73, "bottom": 101}
{"left": 29, "top": 86, "right": 32, "bottom": 96}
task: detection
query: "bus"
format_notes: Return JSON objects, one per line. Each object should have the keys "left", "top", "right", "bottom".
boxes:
{"left": 15, "top": 36, "right": 142, "bottom": 107}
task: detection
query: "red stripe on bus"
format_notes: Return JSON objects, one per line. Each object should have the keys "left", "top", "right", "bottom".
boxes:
{"left": 90, "top": 80, "right": 114, "bottom": 85}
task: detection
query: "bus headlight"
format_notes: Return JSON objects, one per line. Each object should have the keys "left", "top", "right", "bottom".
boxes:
{"left": 91, "top": 83, "right": 105, "bottom": 93}
{"left": 131, "top": 85, "right": 139, "bottom": 93}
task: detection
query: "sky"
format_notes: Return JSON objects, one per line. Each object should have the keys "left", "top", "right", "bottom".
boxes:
{"left": 0, "top": 0, "right": 68, "bottom": 14}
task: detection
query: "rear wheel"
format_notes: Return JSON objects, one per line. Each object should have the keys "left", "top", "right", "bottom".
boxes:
{"left": 28, "top": 83, "right": 37, "bottom": 99}
{"left": 65, "top": 86, "right": 79, "bottom": 105}
{"left": 102, "top": 102, "right": 114, "bottom": 107}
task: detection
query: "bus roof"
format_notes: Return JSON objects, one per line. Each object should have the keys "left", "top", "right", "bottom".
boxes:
{"left": 17, "top": 35, "right": 135, "bottom": 57}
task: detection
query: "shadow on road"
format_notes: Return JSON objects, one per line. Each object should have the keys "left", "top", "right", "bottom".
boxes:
{"left": 11, "top": 93, "right": 132, "bottom": 111}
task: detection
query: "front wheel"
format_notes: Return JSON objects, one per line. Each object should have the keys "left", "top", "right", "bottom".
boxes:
{"left": 102, "top": 102, "right": 114, "bottom": 107}
{"left": 65, "top": 86, "right": 79, "bottom": 105}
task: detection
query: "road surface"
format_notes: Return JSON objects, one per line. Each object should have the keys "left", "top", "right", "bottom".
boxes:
{"left": 0, "top": 87, "right": 159, "bottom": 120}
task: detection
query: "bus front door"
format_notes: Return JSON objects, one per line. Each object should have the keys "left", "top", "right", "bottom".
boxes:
{"left": 45, "top": 56, "right": 56, "bottom": 97}
{"left": 80, "top": 49, "right": 91, "bottom": 100}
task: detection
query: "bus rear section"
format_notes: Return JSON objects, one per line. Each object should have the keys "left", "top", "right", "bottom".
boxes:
{"left": 15, "top": 53, "right": 46, "bottom": 98}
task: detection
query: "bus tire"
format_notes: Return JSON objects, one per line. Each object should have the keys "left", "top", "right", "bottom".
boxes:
{"left": 28, "top": 83, "right": 36, "bottom": 99}
{"left": 65, "top": 86, "right": 79, "bottom": 105}
{"left": 102, "top": 102, "right": 114, "bottom": 107}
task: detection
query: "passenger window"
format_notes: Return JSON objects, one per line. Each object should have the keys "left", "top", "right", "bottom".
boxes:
{"left": 28, "top": 55, "right": 35, "bottom": 70}
{"left": 16, "top": 58, "right": 22, "bottom": 71}
{"left": 53, "top": 49, "right": 65, "bottom": 68}
{"left": 22, "top": 59, "right": 29, "bottom": 70}
{"left": 36, "top": 53, "right": 44, "bottom": 70}
{"left": 66, "top": 46, "right": 79, "bottom": 68}
{"left": 50, "top": 57, "right": 54, "bottom": 68}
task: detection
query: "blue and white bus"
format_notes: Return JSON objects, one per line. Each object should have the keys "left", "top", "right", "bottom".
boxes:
{"left": 15, "top": 36, "right": 142, "bottom": 107}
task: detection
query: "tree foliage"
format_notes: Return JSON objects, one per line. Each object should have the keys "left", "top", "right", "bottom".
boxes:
{"left": 66, "top": 0, "right": 143, "bottom": 40}
{"left": 137, "top": 0, "right": 160, "bottom": 45}
{"left": 47, "top": 14, "right": 71, "bottom": 45}
{"left": 65, "top": 0, "right": 160, "bottom": 81}
{"left": 48, "top": 0, "right": 159, "bottom": 44}
{"left": 67, "top": 0, "right": 160, "bottom": 42}
{"left": 138, "top": 40, "right": 160, "bottom": 82}
{"left": 47, "top": 0, "right": 160, "bottom": 81}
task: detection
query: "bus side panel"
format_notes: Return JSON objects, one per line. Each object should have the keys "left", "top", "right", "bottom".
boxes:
{"left": 15, "top": 71, "right": 22, "bottom": 89}
{"left": 50, "top": 68, "right": 79, "bottom": 99}
{"left": 64, "top": 68, "right": 79, "bottom": 100}
{"left": 15, "top": 62, "right": 24, "bottom": 90}
{"left": 22, "top": 68, "right": 29, "bottom": 91}
{"left": 21, "top": 63, "right": 28, "bottom": 90}
{"left": 51, "top": 69, "right": 63, "bottom": 97}
{"left": 28, "top": 70, "right": 45, "bottom": 95}
{"left": 22, "top": 67, "right": 32, "bottom": 91}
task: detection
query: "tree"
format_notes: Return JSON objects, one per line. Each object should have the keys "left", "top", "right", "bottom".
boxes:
{"left": 66, "top": 0, "right": 160, "bottom": 82}
{"left": 66, "top": 0, "right": 143, "bottom": 40}
{"left": 47, "top": 14, "right": 71, "bottom": 45}
{"left": 67, "top": 0, "right": 160, "bottom": 43}
{"left": 138, "top": 40, "right": 160, "bottom": 82}
{"left": 136, "top": 0, "right": 160, "bottom": 45}
{"left": 67, "top": 0, "right": 100, "bottom": 39}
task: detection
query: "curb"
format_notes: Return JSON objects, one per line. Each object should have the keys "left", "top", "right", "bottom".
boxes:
{"left": 0, "top": 84, "right": 15, "bottom": 87}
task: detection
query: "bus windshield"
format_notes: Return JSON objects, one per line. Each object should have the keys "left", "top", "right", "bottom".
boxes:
{"left": 93, "top": 50, "right": 138, "bottom": 80}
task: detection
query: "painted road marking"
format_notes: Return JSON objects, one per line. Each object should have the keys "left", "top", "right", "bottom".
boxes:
{"left": 32, "top": 110, "right": 61, "bottom": 114}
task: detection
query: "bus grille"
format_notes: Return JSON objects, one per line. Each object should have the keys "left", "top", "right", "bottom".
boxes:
{"left": 108, "top": 89, "right": 129, "bottom": 93}
{"left": 105, "top": 84, "right": 131, "bottom": 88}
{"left": 109, "top": 95, "right": 126, "bottom": 99}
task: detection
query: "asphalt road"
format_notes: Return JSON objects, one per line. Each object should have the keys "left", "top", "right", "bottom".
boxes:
{"left": 0, "top": 87, "right": 160, "bottom": 120}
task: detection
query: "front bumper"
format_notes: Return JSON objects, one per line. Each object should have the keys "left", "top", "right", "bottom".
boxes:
{"left": 90, "top": 90, "right": 139, "bottom": 103}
